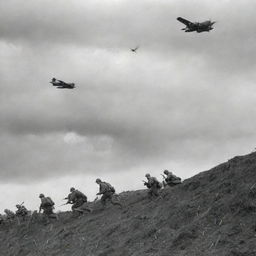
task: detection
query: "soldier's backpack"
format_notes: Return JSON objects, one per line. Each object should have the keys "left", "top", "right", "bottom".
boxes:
{"left": 105, "top": 182, "right": 115, "bottom": 193}
{"left": 76, "top": 190, "right": 87, "bottom": 202}
{"left": 151, "top": 177, "right": 162, "bottom": 189}
{"left": 44, "top": 197, "right": 55, "bottom": 207}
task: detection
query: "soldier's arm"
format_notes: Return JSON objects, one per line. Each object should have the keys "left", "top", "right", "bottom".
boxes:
{"left": 97, "top": 190, "right": 103, "bottom": 195}
{"left": 97, "top": 184, "right": 106, "bottom": 195}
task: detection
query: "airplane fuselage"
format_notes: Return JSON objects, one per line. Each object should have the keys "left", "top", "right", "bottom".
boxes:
{"left": 50, "top": 81, "right": 75, "bottom": 89}
{"left": 177, "top": 17, "right": 215, "bottom": 33}
{"left": 185, "top": 21, "right": 214, "bottom": 32}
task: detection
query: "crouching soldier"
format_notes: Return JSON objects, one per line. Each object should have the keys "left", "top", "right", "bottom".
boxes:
{"left": 96, "top": 178, "right": 122, "bottom": 209}
{"left": 66, "top": 187, "right": 92, "bottom": 214}
{"left": 39, "top": 194, "right": 58, "bottom": 222}
{"left": 144, "top": 173, "right": 162, "bottom": 198}
{"left": 15, "top": 204, "right": 28, "bottom": 221}
{"left": 162, "top": 170, "right": 181, "bottom": 187}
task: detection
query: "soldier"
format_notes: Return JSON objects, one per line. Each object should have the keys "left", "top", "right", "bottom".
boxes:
{"left": 163, "top": 170, "right": 182, "bottom": 187}
{"left": 66, "top": 187, "right": 92, "bottom": 214}
{"left": 144, "top": 173, "right": 162, "bottom": 198}
{"left": 96, "top": 178, "right": 122, "bottom": 209}
{"left": 4, "top": 209, "right": 15, "bottom": 221}
{"left": 39, "top": 194, "right": 58, "bottom": 221}
{"left": 15, "top": 204, "right": 28, "bottom": 220}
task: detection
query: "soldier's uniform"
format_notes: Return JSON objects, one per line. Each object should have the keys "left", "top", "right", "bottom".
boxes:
{"left": 39, "top": 194, "right": 58, "bottom": 220}
{"left": 144, "top": 174, "right": 162, "bottom": 198}
{"left": 67, "top": 188, "right": 92, "bottom": 213}
{"left": 163, "top": 170, "right": 181, "bottom": 187}
{"left": 96, "top": 179, "right": 122, "bottom": 208}
{"left": 15, "top": 204, "right": 28, "bottom": 220}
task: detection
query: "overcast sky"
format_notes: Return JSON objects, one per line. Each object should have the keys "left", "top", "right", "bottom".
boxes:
{"left": 0, "top": 0, "right": 256, "bottom": 212}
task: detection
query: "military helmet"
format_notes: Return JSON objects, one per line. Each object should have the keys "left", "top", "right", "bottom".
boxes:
{"left": 39, "top": 193, "right": 44, "bottom": 198}
{"left": 52, "top": 77, "right": 56, "bottom": 81}
{"left": 16, "top": 204, "right": 20, "bottom": 208}
{"left": 164, "top": 170, "right": 169, "bottom": 175}
{"left": 145, "top": 173, "right": 150, "bottom": 178}
{"left": 70, "top": 187, "right": 75, "bottom": 192}
{"left": 96, "top": 178, "right": 101, "bottom": 183}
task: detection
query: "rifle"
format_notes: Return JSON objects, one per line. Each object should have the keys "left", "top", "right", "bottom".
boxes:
{"left": 16, "top": 201, "right": 24, "bottom": 208}
{"left": 59, "top": 202, "right": 71, "bottom": 207}
{"left": 142, "top": 180, "right": 150, "bottom": 188}
{"left": 161, "top": 174, "right": 166, "bottom": 179}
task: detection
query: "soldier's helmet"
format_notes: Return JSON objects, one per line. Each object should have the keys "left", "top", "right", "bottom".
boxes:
{"left": 39, "top": 193, "right": 44, "bottom": 198}
{"left": 52, "top": 78, "right": 56, "bottom": 81}
{"left": 96, "top": 178, "right": 101, "bottom": 183}
{"left": 16, "top": 204, "right": 21, "bottom": 208}
{"left": 164, "top": 170, "right": 169, "bottom": 175}
{"left": 70, "top": 187, "right": 75, "bottom": 192}
{"left": 145, "top": 173, "right": 150, "bottom": 178}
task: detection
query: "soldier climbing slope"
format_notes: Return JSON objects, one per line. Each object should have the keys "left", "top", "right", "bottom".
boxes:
{"left": 66, "top": 187, "right": 92, "bottom": 214}
{"left": 162, "top": 170, "right": 182, "bottom": 187}
{"left": 39, "top": 193, "right": 58, "bottom": 222}
{"left": 143, "top": 173, "right": 162, "bottom": 198}
{"left": 95, "top": 178, "right": 122, "bottom": 209}
{"left": 15, "top": 203, "right": 28, "bottom": 220}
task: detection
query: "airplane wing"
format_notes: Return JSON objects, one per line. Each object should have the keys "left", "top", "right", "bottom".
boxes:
{"left": 57, "top": 80, "right": 65, "bottom": 85}
{"left": 177, "top": 17, "right": 193, "bottom": 26}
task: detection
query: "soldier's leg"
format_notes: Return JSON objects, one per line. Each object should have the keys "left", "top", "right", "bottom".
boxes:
{"left": 101, "top": 194, "right": 108, "bottom": 207}
{"left": 152, "top": 186, "right": 160, "bottom": 197}
{"left": 72, "top": 201, "right": 82, "bottom": 211}
{"left": 44, "top": 207, "right": 58, "bottom": 221}
{"left": 148, "top": 188, "right": 153, "bottom": 198}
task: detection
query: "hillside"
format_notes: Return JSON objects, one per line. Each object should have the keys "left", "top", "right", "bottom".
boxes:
{"left": 1, "top": 152, "right": 256, "bottom": 256}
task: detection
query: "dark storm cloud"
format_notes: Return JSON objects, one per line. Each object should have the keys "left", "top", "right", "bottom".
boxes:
{"left": 0, "top": 0, "right": 256, "bottom": 183}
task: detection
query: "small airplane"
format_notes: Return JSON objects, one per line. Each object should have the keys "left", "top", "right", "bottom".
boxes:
{"left": 177, "top": 17, "right": 215, "bottom": 33}
{"left": 50, "top": 78, "right": 75, "bottom": 89}
{"left": 130, "top": 46, "right": 139, "bottom": 53}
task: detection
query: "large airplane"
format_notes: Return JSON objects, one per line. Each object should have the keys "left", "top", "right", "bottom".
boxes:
{"left": 50, "top": 78, "right": 75, "bottom": 89}
{"left": 177, "top": 17, "right": 215, "bottom": 33}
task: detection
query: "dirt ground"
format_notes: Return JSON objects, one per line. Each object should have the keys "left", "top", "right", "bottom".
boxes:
{"left": 1, "top": 152, "right": 256, "bottom": 256}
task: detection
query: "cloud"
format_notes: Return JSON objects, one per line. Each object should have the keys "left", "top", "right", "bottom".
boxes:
{"left": 0, "top": 0, "right": 256, "bottom": 189}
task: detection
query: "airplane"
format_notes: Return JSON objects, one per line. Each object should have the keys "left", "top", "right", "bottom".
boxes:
{"left": 177, "top": 17, "right": 215, "bottom": 33}
{"left": 50, "top": 78, "right": 75, "bottom": 89}
{"left": 130, "top": 46, "right": 139, "bottom": 53}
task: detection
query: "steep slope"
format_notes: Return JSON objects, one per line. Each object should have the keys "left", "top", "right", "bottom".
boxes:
{"left": 1, "top": 152, "right": 256, "bottom": 256}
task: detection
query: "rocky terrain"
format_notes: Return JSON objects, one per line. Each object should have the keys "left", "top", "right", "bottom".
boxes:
{"left": 1, "top": 152, "right": 256, "bottom": 256}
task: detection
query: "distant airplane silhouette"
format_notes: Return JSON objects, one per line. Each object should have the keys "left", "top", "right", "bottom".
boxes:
{"left": 50, "top": 78, "right": 75, "bottom": 89}
{"left": 130, "top": 46, "right": 139, "bottom": 53}
{"left": 177, "top": 17, "right": 215, "bottom": 33}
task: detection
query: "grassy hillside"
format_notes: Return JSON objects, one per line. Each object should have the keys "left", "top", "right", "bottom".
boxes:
{"left": 1, "top": 153, "right": 256, "bottom": 256}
